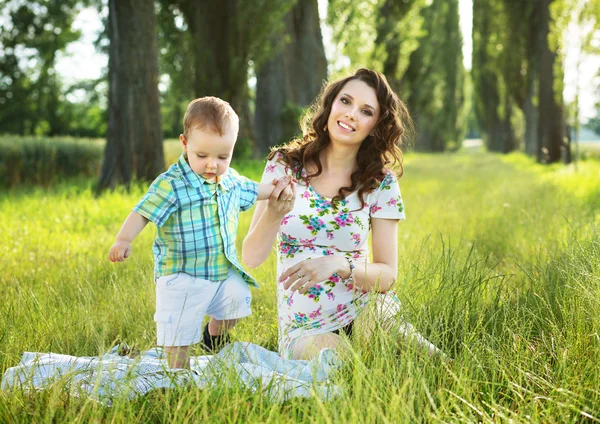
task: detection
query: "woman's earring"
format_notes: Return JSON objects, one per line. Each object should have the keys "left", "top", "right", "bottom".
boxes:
{"left": 323, "top": 124, "right": 328, "bottom": 132}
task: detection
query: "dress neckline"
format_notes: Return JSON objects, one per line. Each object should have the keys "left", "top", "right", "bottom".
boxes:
{"left": 307, "top": 182, "right": 357, "bottom": 201}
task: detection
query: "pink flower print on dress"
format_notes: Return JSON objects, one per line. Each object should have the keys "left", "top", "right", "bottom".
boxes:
{"left": 323, "top": 249, "right": 335, "bottom": 256}
{"left": 279, "top": 242, "right": 300, "bottom": 258}
{"left": 301, "top": 191, "right": 311, "bottom": 199}
{"left": 331, "top": 212, "right": 354, "bottom": 229}
{"left": 370, "top": 202, "right": 382, "bottom": 214}
{"left": 325, "top": 230, "right": 334, "bottom": 240}
{"left": 300, "top": 215, "right": 326, "bottom": 235}
{"left": 350, "top": 232, "right": 361, "bottom": 247}
{"left": 279, "top": 233, "right": 300, "bottom": 258}
{"left": 281, "top": 214, "right": 295, "bottom": 225}
{"left": 309, "top": 305, "right": 323, "bottom": 319}
{"left": 386, "top": 198, "right": 397, "bottom": 206}
{"left": 327, "top": 291, "right": 335, "bottom": 301}
{"left": 310, "top": 196, "right": 333, "bottom": 216}
{"left": 266, "top": 164, "right": 277, "bottom": 173}
{"left": 293, "top": 312, "right": 308, "bottom": 326}
{"left": 380, "top": 172, "right": 394, "bottom": 190}
{"left": 307, "top": 284, "right": 325, "bottom": 302}
{"left": 299, "top": 237, "right": 317, "bottom": 248}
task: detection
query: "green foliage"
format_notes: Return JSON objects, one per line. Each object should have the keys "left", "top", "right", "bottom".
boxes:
{"left": 0, "top": 0, "right": 92, "bottom": 136}
{"left": 1, "top": 152, "right": 600, "bottom": 421}
{"left": 328, "top": 0, "right": 467, "bottom": 152}
{"left": 0, "top": 136, "right": 103, "bottom": 188}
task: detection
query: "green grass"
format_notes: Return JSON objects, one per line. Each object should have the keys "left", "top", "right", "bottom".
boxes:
{"left": 1, "top": 151, "right": 600, "bottom": 422}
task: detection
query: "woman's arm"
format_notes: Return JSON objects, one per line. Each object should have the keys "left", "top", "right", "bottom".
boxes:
{"left": 352, "top": 217, "right": 399, "bottom": 292}
{"left": 242, "top": 182, "right": 295, "bottom": 268}
{"left": 280, "top": 217, "right": 399, "bottom": 293}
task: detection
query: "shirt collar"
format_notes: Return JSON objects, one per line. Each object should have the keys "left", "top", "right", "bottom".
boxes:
{"left": 177, "top": 153, "right": 233, "bottom": 191}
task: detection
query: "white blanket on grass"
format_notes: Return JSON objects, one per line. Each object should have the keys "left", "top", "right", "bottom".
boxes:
{"left": 1, "top": 342, "right": 342, "bottom": 404}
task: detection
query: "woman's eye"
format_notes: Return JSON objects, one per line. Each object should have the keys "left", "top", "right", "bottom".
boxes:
{"left": 340, "top": 97, "right": 349, "bottom": 105}
{"left": 362, "top": 110, "right": 373, "bottom": 116}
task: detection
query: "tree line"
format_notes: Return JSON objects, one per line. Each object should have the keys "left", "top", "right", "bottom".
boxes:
{"left": 0, "top": 0, "right": 598, "bottom": 190}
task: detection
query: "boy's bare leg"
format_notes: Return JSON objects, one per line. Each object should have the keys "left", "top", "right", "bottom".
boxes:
{"left": 208, "top": 317, "right": 239, "bottom": 335}
{"left": 164, "top": 345, "right": 190, "bottom": 369}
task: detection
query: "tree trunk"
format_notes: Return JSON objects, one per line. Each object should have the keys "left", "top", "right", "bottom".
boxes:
{"left": 255, "top": 0, "right": 327, "bottom": 154}
{"left": 523, "top": 77, "right": 538, "bottom": 155}
{"left": 537, "top": 0, "right": 564, "bottom": 164}
{"left": 524, "top": 3, "right": 539, "bottom": 156}
{"left": 181, "top": 1, "right": 253, "bottom": 142}
{"left": 98, "top": 0, "right": 164, "bottom": 191}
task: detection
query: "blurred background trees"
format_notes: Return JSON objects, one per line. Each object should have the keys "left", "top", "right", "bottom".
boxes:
{"left": 0, "top": 0, "right": 599, "bottom": 187}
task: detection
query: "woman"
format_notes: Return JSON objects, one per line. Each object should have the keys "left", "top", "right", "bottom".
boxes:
{"left": 243, "top": 68, "right": 437, "bottom": 360}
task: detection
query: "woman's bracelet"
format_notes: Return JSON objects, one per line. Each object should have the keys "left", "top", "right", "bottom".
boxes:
{"left": 341, "top": 256, "right": 355, "bottom": 285}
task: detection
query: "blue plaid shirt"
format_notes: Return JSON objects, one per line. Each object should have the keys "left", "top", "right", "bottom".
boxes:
{"left": 133, "top": 153, "right": 259, "bottom": 287}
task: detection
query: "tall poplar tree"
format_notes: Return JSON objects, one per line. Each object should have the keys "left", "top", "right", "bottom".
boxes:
{"left": 328, "top": 0, "right": 467, "bottom": 152}
{"left": 254, "top": 0, "right": 327, "bottom": 153}
{"left": 97, "top": 0, "right": 164, "bottom": 191}
{"left": 172, "top": 0, "right": 296, "bottom": 144}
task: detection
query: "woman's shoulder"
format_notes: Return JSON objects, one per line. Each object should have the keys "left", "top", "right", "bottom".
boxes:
{"left": 366, "top": 168, "right": 398, "bottom": 192}
{"left": 267, "top": 148, "right": 304, "bottom": 177}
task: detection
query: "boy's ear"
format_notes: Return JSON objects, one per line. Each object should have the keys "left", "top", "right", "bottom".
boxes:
{"left": 179, "top": 134, "right": 187, "bottom": 152}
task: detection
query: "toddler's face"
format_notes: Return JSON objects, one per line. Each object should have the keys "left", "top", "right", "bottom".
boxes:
{"left": 180, "top": 124, "right": 237, "bottom": 181}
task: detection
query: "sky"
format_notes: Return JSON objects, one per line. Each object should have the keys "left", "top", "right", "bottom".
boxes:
{"left": 53, "top": 0, "right": 598, "bottom": 121}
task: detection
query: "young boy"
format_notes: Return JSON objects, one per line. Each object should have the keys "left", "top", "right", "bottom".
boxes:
{"left": 108, "top": 97, "right": 292, "bottom": 368}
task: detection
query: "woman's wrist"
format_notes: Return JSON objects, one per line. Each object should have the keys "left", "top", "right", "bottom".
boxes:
{"left": 340, "top": 256, "right": 355, "bottom": 285}
{"left": 264, "top": 207, "right": 287, "bottom": 222}
{"left": 338, "top": 256, "right": 354, "bottom": 279}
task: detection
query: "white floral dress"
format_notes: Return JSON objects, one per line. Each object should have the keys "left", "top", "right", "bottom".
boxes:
{"left": 260, "top": 153, "right": 407, "bottom": 359}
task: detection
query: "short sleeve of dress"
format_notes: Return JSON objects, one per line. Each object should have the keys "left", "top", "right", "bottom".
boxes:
{"left": 368, "top": 170, "right": 406, "bottom": 220}
{"left": 133, "top": 176, "right": 178, "bottom": 228}
{"left": 260, "top": 151, "right": 290, "bottom": 184}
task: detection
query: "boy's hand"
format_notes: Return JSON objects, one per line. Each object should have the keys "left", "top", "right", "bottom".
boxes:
{"left": 109, "top": 241, "right": 132, "bottom": 262}
{"left": 271, "top": 175, "right": 292, "bottom": 187}
{"left": 257, "top": 175, "right": 293, "bottom": 201}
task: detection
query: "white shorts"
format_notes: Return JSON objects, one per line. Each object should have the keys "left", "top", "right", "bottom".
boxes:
{"left": 154, "top": 268, "right": 252, "bottom": 347}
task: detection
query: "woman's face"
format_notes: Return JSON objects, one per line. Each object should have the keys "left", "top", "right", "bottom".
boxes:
{"left": 326, "top": 79, "right": 381, "bottom": 148}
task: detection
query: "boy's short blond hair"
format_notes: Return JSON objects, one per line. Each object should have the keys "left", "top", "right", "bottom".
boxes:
{"left": 183, "top": 97, "right": 239, "bottom": 138}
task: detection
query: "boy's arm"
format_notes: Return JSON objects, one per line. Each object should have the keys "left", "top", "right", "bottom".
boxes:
{"left": 256, "top": 176, "right": 291, "bottom": 201}
{"left": 109, "top": 211, "right": 150, "bottom": 262}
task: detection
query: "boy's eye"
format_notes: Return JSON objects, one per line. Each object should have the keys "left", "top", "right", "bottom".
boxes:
{"left": 197, "top": 154, "right": 206, "bottom": 158}
{"left": 219, "top": 156, "right": 229, "bottom": 160}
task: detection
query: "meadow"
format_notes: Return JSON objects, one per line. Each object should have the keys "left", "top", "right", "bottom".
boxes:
{"left": 1, "top": 148, "right": 599, "bottom": 422}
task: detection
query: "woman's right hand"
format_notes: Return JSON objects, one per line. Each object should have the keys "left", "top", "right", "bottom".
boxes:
{"left": 265, "top": 178, "right": 296, "bottom": 219}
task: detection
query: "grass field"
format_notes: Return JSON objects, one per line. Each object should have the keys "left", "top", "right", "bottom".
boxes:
{"left": 1, "top": 150, "right": 600, "bottom": 422}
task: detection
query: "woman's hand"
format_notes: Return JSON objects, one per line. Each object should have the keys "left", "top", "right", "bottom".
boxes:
{"left": 265, "top": 177, "right": 296, "bottom": 219}
{"left": 279, "top": 255, "right": 351, "bottom": 294}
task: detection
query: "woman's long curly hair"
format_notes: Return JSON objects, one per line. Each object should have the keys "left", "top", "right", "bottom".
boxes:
{"left": 268, "top": 68, "right": 413, "bottom": 208}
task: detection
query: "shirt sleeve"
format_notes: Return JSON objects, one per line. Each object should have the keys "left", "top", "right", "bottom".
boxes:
{"left": 132, "top": 176, "right": 178, "bottom": 227}
{"left": 237, "top": 175, "right": 259, "bottom": 212}
{"left": 260, "top": 152, "right": 289, "bottom": 184}
{"left": 369, "top": 170, "right": 406, "bottom": 221}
